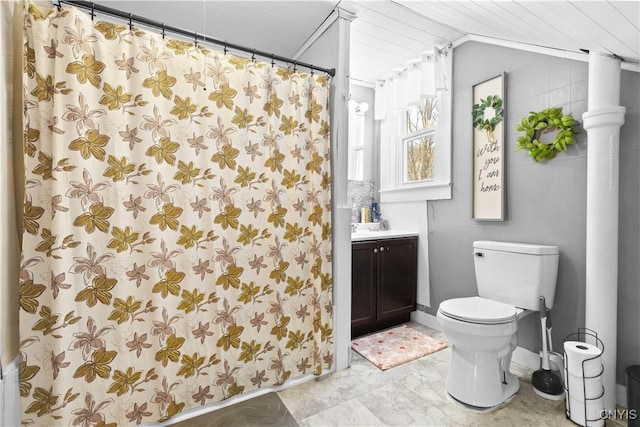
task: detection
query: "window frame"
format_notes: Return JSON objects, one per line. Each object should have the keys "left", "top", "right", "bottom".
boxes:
{"left": 380, "top": 107, "right": 451, "bottom": 203}
{"left": 400, "top": 102, "right": 438, "bottom": 185}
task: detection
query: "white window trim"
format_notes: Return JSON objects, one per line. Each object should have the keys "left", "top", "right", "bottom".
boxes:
{"left": 379, "top": 93, "right": 452, "bottom": 203}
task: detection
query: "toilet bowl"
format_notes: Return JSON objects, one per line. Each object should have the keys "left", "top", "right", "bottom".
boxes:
{"left": 437, "top": 241, "right": 559, "bottom": 410}
{"left": 437, "top": 296, "right": 524, "bottom": 409}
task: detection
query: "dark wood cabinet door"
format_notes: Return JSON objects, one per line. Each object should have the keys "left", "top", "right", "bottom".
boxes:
{"left": 377, "top": 237, "right": 417, "bottom": 321}
{"left": 351, "top": 240, "right": 377, "bottom": 330}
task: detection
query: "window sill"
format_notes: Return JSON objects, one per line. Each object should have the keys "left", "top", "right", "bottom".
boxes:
{"left": 379, "top": 182, "right": 451, "bottom": 203}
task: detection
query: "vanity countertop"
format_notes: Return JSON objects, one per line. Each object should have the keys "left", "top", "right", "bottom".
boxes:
{"left": 350, "top": 230, "right": 419, "bottom": 242}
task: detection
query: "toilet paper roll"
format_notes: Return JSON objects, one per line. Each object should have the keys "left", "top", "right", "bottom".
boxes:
{"left": 564, "top": 341, "right": 603, "bottom": 377}
{"left": 567, "top": 394, "right": 604, "bottom": 427}
{"left": 565, "top": 372, "right": 603, "bottom": 401}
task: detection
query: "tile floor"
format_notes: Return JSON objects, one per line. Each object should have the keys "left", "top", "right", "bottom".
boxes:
{"left": 277, "top": 323, "right": 593, "bottom": 427}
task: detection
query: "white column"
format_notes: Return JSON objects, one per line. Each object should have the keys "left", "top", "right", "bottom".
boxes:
{"left": 583, "top": 51, "right": 626, "bottom": 411}
{"left": 294, "top": 5, "right": 356, "bottom": 372}
{"left": 330, "top": 8, "right": 355, "bottom": 371}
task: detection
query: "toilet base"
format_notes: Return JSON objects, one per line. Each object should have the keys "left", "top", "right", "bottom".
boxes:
{"left": 448, "top": 388, "right": 518, "bottom": 413}
{"left": 446, "top": 347, "right": 520, "bottom": 409}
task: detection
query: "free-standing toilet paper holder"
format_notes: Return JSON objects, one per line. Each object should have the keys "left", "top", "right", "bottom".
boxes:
{"left": 563, "top": 328, "right": 605, "bottom": 427}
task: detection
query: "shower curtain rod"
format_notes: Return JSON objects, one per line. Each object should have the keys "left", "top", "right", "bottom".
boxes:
{"left": 55, "top": 0, "right": 336, "bottom": 77}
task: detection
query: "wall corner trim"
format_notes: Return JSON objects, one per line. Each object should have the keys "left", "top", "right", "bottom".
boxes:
{"left": 292, "top": 7, "right": 355, "bottom": 61}
{"left": 452, "top": 34, "right": 640, "bottom": 73}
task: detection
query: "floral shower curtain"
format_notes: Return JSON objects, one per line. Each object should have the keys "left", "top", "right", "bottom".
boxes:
{"left": 19, "top": 1, "right": 333, "bottom": 425}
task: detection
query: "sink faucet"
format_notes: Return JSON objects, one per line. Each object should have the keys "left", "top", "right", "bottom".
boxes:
{"left": 351, "top": 223, "right": 357, "bottom": 233}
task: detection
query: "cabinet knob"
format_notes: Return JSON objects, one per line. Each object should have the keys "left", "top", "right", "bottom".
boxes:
{"left": 379, "top": 246, "right": 385, "bottom": 252}
{"left": 373, "top": 248, "right": 378, "bottom": 254}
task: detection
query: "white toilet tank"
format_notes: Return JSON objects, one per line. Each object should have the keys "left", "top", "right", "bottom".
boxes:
{"left": 474, "top": 241, "right": 559, "bottom": 310}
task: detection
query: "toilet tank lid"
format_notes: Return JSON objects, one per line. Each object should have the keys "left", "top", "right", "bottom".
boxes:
{"left": 473, "top": 240, "right": 559, "bottom": 255}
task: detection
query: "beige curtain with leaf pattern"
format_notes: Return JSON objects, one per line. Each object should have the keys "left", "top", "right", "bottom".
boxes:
{"left": 20, "top": 1, "right": 333, "bottom": 424}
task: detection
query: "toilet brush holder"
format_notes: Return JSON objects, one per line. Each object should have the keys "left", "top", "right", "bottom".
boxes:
{"left": 533, "top": 352, "right": 566, "bottom": 401}
{"left": 547, "top": 351, "right": 565, "bottom": 383}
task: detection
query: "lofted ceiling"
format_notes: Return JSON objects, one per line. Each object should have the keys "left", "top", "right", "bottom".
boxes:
{"left": 77, "top": 1, "right": 639, "bottom": 85}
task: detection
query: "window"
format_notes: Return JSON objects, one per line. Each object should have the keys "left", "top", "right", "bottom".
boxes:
{"left": 402, "top": 97, "right": 438, "bottom": 183}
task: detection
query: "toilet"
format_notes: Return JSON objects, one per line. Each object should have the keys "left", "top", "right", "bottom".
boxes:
{"left": 436, "top": 240, "right": 559, "bottom": 410}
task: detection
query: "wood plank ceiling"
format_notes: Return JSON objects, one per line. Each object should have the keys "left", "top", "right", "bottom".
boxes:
{"left": 346, "top": 1, "right": 640, "bottom": 85}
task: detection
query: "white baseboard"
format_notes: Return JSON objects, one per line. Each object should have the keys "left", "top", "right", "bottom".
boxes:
{"left": 411, "top": 310, "right": 441, "bottom": 331}
{"left": 616, "top": 384, "right": 627, "bottom": 409}
{"left": 512, "top": 346, "right": 541, "bottom": 371}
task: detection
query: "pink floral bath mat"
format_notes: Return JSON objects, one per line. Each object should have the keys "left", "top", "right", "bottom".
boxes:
{"left": 352, "top": 324, "right": 448, "bottom": 370}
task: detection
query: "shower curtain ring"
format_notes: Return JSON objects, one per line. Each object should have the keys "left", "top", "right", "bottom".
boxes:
{"left": 90, "top": 2, "right": 95, "bottom": 20}
{"left": 271, "top": 54, "right": 275, "bottom": 67}
{"left": 194, "top": 31, "right": 198, "bottom": 47}
{"left": 310, "top": 65, "right": 314, "bottom": 76}
{"left": 161, "top": 22, "right": 165, "bottom": 39}
{"left": 128, "top": 13, "right": 132, "bottom": 30}
{"left": 223, "top": 42, "right": 228, "bottom": 55}
{"left": 251, "top": 49, "right": 256, "bottom": 62}
{"left": 55, "top": 0, "right": 61, "bottom": 11}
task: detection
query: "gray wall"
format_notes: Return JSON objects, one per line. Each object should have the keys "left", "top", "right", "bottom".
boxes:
{"left": 426, "top": 41, "right": 639, "bottom": 385}
{"left": 617, "top": 69, "right": 640, "bottom": 385}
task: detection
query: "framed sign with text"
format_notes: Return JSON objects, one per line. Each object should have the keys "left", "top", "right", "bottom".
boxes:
{"left": 472, "top": 73, "right": 505, "bottom": 221}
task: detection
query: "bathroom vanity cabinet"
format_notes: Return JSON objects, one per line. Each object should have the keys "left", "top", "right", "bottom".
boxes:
{"left": 351, "top": 236, "right": 418, "bottom": 338}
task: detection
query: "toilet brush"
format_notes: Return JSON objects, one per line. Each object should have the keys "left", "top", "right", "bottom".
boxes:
{"left": 545, "top": 307, "right": 565, "bottom": 384}
{"left": 532, "top": 296, "right": 564, "bottom": 399}
{"left": 546, "top": 308, "right": 553, "bottom": 353}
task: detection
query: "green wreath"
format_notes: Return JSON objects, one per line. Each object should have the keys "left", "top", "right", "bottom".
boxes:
{"left": 472, "top": 95, "right": 504, "bottom": 143}
{"left": 515, "top": 107, "right": 576, "bottom": 163}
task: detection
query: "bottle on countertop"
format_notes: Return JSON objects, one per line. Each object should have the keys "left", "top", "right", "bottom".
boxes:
{"left": 360, "top": 207, "right": 369, "bottom": 223}
{"left": 351, "top": 205, "right": 359, "bottom": 223}
{"left": 371, "top": 199, "right": 379, "bottom": 222}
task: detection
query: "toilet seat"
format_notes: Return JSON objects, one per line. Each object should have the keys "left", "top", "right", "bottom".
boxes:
{"left": 439, "top": 296, "right": 517, "bottom": 324}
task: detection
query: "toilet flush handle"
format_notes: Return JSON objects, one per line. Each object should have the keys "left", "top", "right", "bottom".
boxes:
{"left": 474, "top": 252, "right": 484, "bottom": 257}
